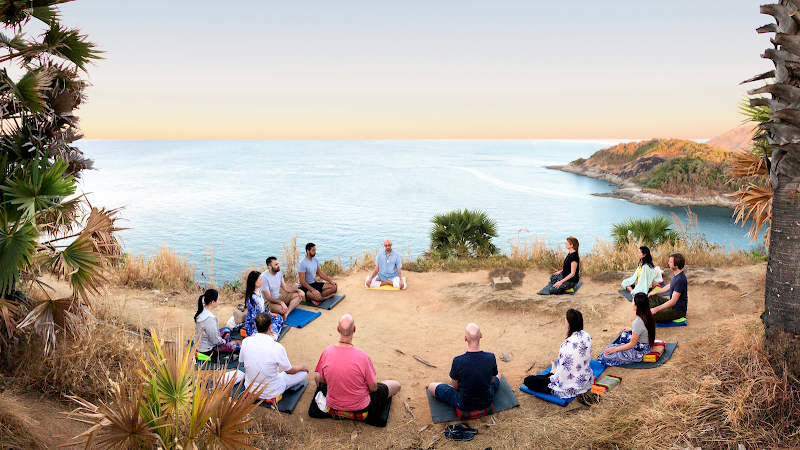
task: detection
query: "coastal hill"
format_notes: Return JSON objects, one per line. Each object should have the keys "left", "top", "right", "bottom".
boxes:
{"left": 550, "top": 137, "right": 741, "bottom": 207}
{"left": 706, "top": 124, "right": 755, "bottom": 152}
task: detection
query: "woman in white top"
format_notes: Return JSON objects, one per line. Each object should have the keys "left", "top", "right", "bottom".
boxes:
{"left": 598, "top": 293, "right": 656, "bottom": 366}
{"left": 621, "top": 246, "right": 658, "bottom": 295}
{"left": 523, "top": 309, "right": 594, "bottom": 398}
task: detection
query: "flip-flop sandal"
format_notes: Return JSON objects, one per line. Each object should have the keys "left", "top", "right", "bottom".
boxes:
{"left": 447, "top": 423, "right": 478, "bottom": 435}
{"left": 444, "top": 430, "right": 474, "bottom": 441}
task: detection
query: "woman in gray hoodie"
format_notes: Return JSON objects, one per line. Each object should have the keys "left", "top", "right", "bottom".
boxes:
{"left": 194, "top": 289, "right": 240, "bottom": 361}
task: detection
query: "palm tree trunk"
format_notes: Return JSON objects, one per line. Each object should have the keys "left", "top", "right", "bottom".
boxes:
{"left": 763, "top": 176, "right": 800, "bottom": 375}
{"left": 753, "top": 0, "right": 800, "bottom": 376}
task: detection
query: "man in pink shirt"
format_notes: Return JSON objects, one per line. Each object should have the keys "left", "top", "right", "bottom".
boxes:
{"left": 314, "top": 314, "right": 401, "bottom": 420}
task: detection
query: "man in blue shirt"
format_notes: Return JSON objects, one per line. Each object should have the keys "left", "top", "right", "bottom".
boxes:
{"left": 648, "top": 253, "right": 688, "bottom": 322}
{"left": 365, "top": 239, "right": 407, "bottom": 289}
{"left": 298, "top": 242, "right": 338, "bottom": 305}
{"left": 427, "top": 323, "right": 501, "bottom": 412}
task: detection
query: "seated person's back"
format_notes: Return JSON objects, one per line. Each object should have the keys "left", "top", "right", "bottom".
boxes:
{"left": 450, "top": 350, "right": 498, "bottom": 410}
{"left": 316, "top": 345, "right": 375, "bottom": 411}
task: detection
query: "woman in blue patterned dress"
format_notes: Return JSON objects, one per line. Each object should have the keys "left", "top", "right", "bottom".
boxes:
{"left": 598, "top": 293, "right": 656, "bottom": 366}
{"left": 243, "top": 271, "right": 283, "bottom": 337}
{"left": 523, "top": 309, "right": 594, "bottom": 398}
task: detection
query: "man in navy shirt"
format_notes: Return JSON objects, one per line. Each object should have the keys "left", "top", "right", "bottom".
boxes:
{"left": 648, "top": 253, "right": 688, "bottom": 322}
{"left": 427, "top": 323, "right": 501, "bottom": 412}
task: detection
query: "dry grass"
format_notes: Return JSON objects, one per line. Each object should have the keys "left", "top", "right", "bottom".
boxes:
{"left": 6, "top": 321, "right": 142, "bottom": 401}
{"left": 112, "top": 247, "right": 196, "bottom": 291}
{"left": 0, "top": 391, "right": 51, "bottom": 450}
{"left": 282, "top": 235, "right": 300, "bottom": 286}
{"left": 479, "top": 319, "right": 800, "bottom": 450}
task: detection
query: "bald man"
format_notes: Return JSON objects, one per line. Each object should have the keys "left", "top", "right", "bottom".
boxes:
{"left": 365, "top": 239, "right": 407, "bottom": 289}
{"left": 314, "top": 315, "right": 401, "bottom": 421}
{"left": 427, "top": 323, "right": 501, "bottom": 412}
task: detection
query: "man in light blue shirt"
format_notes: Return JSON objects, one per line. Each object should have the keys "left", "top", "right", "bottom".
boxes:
{"left": 365, "top": 239, "right": 407, "bottom": 289}
{"left": 297, "top": 242, "right": 338, "bottom": 304}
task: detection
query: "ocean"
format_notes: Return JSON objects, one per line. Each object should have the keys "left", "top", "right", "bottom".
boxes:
{"left": 77, "top": 140, "right": 754, "bottom": 283}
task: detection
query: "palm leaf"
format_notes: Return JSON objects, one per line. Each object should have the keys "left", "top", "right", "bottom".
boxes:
{"left": 65, "top": 384, "right": 162, "bottom": 450}
{"left": 2, "top": 158, "right": 75, "bottom": 222}
{"left": 729, "top": 183, "right": 773, "bottom": 243}
{"left": 200, "top": 369, "right": 265, "bottom": 450}
{"left": 37, "top": 22, "right": 102, "bottom": 70}
{"left": 727, "top": 150, "right": 769, "bottom": 179}
{"left": 0, "top": 293, "right": 21, "bottom": 338}
{"left": 0, "top": 212, "right": 37, "bottom": 296}
{"left": 16, "top": 296, "right": 72, "bottom": 354}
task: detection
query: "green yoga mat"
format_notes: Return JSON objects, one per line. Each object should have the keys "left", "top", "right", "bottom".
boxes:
{"left": 426, "top": 375, "right": 519, "bottom": 423}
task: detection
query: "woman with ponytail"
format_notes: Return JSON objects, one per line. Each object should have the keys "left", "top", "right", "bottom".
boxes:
{"left": 243, "top": 271, "right": 283, "bottom": 337}
{"left": 597, "top": 293, "right": 656, "bottom": 366}
{"left": 194, "top": 288, "right": 240, "bottom": 361}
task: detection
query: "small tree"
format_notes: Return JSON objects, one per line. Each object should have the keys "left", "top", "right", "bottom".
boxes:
{"left": 429, "top": 209, "right": 498, "bottom": 258}
{"left": 611, "top": 215, "right": 679, "bottom": 247}
{"left": 0, "top": 0, "right": 121, "bottom": 355}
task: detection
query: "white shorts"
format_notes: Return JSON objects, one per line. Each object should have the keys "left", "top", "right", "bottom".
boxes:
{"left": 366, "top": 275, "right": 407, "bottom": 289}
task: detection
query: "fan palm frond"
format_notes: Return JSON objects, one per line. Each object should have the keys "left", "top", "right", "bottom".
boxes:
{"left": 0, "top": 211, "right": 37, "bottom": 296}
{"left": 16, "top": 296, "right": 72, "bottom": 354}
{"left": 729, "top": 183, "right": 773, "bottom": 243}
{"left": 727, "top": 149, "right": 769, "bottom": 179}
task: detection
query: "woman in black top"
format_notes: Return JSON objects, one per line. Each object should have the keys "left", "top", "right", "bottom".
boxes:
{"left": 550, "top": 237, "right": 580, "bottom": 295}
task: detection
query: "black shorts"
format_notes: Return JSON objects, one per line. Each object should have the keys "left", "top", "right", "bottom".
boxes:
{"left": 300, "top": 282, "right": 326, "bottom": 294}
{"left": 365, "top": 382, "right": 390, "bottom": 413}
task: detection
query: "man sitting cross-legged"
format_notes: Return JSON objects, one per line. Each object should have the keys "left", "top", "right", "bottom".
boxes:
{"left": 239, "top": 312, "right": 309, "bottom": 401}
{"left": 365, "top": 238, "right": 407, "bottom": 289}
{"left": 648, "top": 252, "right": 689, "bottom": 322}
{"left": 298, "top": 242, "right": 339, "bottom": 305}
{"left": 314, "top": 314, "right": 401, "bottom": 422}
{"left": 261, "top": 256, "right": 304, "bottom": 320}
{"left": 427, "top": 323, "right": 501, "bottom": 414}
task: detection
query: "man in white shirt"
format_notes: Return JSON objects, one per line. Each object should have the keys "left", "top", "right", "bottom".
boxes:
{"left": 239, "top": 312, "right": 308, "bottom": 401}
{"left": 261, "top": 256, "right": 304, "bottom": 320}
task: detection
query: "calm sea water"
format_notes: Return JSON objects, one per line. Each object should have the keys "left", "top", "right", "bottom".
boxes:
{"left": 77, "top": 140, "right": 754, "bottom": 283}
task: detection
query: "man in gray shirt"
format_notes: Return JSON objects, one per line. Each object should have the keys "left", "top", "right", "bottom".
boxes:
{"left": 297, "top": 242, "right": 338, "bottom": 305}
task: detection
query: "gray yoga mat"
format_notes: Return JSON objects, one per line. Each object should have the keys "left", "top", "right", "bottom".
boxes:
{"left": 618, "top": 289, "right": 667, "bottom": 302}
{"left": 426, "top": 375, "right": 519, "bottom": 424}
{"left": 232, "top": 379, "right": 308, "bottom": 413}
{"left": 538, "top": 281, "right": 583, "bottom": 295}
{"left": 231, "top": 324, "right": 290, "bottom": 342}
{"left": 195, "top": 355, "right": 241, "bottom": 371}
{"left": 301, "top": 294, "right": 346, "bottom": 310}
{"left": 607, "top": 334, "right": 679, "bottom": 369}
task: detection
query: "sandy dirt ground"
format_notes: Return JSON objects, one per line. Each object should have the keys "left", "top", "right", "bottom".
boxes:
{"left": 34, "top": 263, "right": 767, "bottom": 449}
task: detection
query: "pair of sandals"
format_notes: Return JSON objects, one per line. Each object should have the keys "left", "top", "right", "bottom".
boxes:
{"left": 444, "top": 423, "right": 479, "bottom": 441}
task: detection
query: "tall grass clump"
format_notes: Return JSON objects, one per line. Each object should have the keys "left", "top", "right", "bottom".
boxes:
{"left": 281, "top": 235, "right": 300, "bottom": 286}
{"left": 68, "top": 329, "right": 264, "bottom": 449}
{"left": 6, "top": 322, "right": 141, "bottom": 401}
{"left": 114, "top": 247, "right": 196, "bottom": 291}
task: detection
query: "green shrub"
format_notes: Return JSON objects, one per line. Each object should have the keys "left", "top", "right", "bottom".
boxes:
{"left": 429, "top": 209, "right": 499, "bottom": 258}
{"left": 612, "top": 215, "right": 680, "bottom": 247}
{"left": 571, "top": 157, "right": 587, "bottom": 165}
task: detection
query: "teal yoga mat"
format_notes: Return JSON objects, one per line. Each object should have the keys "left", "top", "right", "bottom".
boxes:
{"left": 285, "top": 308, "right": 321, "bottom": 328}
{"left": 538, "top": 282, "right": 583, "bottom": 295}
{"left": 301, "top": 294, "right": 346, "bottom": 310}
{"left": 519, "top": 359, "right": 605, "bottom": 406}
{"left": 426, "top": 375, "right": 519, "bottom": 423}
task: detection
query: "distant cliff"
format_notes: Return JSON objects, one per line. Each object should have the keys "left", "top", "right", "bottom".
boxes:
{"left": 548, "top": 138, "right": 739, "bottom": 207}
{"left": 706, "top": 125, "right": 755, "bottom": 152}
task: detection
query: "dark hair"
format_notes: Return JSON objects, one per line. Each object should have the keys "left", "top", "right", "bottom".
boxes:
{"left": 566, "top": 236, "right": 579, "bottom": 252}
{"left": 639, "top": 246, "right": 654, "bottom": 269}
{"left": 670, "top": 253, "right": 685, "bottom": 270}
{"left": 194, "top": 289, "right": 218, "bottom": 321}
{"left": 305, "top": 242, "right": 315, "bottom": 253}
{"left": 255, "top": 312, "right": 272, "bottom": 333}
{"left": 633, "top": 293, "right": 656, "bottom": 347}
{"left": 244, "top": 271, "right": 261, "bottom": 309}
{"left": 265, "top": 256, "right": 277, "bottom": 266}
{"left": 566, "top": 308, "right": 583, "bottom": 338}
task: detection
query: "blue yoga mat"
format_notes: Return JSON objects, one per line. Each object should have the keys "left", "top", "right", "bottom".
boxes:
{"left": 285, "top": 308, "right": 321, "bottom": 328}
{"left": 618, "top": 289, "right": 667, "bottom": 302}
{"left": 426, "top": 375, "right": 519, "bottom": 423}
{"left": 301, "top": 294, "right": 346, "bottom": 310}
{"left": 519, "top": 359, "right": 606, "bottom": 407}
{"left": 656, "top": 319, "right": 687, "bottom": 328}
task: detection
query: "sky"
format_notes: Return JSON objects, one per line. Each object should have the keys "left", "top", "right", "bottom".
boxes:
{"left": 50, "top": 0, "right": 773, "bottom": 139}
